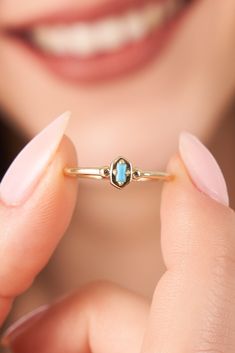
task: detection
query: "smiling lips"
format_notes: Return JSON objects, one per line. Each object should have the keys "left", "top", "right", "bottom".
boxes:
{"left": 31, "top": 0, "right": 183, "bottom": 58}
{"left": 6, "top": 0, "right": 189, "bottom": 82}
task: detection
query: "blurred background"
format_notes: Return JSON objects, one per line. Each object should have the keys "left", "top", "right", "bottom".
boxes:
{"left": 1, "top": 1, "right": 235, "bottom": 350}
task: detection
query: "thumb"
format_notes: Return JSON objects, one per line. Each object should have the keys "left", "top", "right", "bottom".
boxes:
{"left": 142, "top": 132, "right": 235, "bottom": 353}
{"left": 0, "top": 112, "right": 78, "bottom": 325}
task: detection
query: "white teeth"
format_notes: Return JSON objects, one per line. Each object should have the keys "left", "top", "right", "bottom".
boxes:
{"left": 31, "top": 0, "right": 183, "bottom": 57}
{"left": 93, "top": 18, "right": 129, "bottom": 51}
{"left": 124, "top": 11, "right": 149, "bottom": 41}
{"left": 69, "top": 25, "right": 96, "bottom": 56}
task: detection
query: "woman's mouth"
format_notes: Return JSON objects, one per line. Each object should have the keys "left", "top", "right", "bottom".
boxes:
{"left": 5, "top": 0, "right": 190, "bottom": 83}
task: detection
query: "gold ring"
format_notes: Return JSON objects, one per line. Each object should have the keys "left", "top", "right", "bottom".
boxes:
{"left": 64, "top": 156, "right": 174, "bottom": 189}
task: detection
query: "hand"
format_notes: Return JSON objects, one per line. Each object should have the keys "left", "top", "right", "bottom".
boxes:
{"left": 1, "top": 115, "right": 235, "bottom": 353}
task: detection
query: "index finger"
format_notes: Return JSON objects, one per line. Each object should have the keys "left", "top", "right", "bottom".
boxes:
{"left": 0, "top": 112, "right": 78, "bottom": 325}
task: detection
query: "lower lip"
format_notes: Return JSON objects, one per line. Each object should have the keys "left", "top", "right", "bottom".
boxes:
{"left": 8, "top": 6, "right": 189, "bottom": 83}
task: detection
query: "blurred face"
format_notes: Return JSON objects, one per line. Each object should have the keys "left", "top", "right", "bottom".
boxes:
{"left": 0, "top": 0, "right": 235, "bottom": 169}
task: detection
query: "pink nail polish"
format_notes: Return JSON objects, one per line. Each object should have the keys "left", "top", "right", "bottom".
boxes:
{"left": 0, "top": 111, "right": 70, "bottom": 206}
{"left": 1, "top": 305, "right": 49, "bottom": 347}
{"left": 179, "top": 131, "right": 229, "bottom": 207}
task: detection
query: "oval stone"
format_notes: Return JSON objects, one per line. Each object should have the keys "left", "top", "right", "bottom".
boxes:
{"left": 110, "top": 157, "right": 132, "bottom": 189}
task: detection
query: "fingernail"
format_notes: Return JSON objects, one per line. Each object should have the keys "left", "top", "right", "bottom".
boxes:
{"left": 0, "top": 111, "right": 70, "bottom": 206}
{"left": 1, "top": 305, "right": 49, "bottom": 347}
{"left": 179, "top": 131, "right": 229, "bottom": 207}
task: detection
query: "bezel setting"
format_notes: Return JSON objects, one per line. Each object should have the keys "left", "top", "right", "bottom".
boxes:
{"left": 110, "top": 156, "right": 132, "bottom": 189}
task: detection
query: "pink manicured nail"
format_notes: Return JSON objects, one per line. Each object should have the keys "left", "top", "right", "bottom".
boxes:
{"left": 1, "top": 305, "right": 49, "bottom": 347}
{"left": 0, "top": 111, "right": 70, "bottom": 206}
{"left": 179, "top": 131, "right": 229, "bottom": 207}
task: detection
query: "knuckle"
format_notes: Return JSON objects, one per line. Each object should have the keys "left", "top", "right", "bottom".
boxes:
{"left": 211, "top": 247, "right": 235, "bottom": 285}
{"left": 74, "top": 280, "right": 121, "bottom": 310}
{"left": 194, "top": 330, "right": 233, "bottom": 353}
{"left": 194, "top": 315, "right": 234, "bottom": 353}
{"left": 80, "top": 280, "right": 118, "bottom": 297}
{"left": 194, "top": 349, "right": 227, "bottom": 353}
{"left": 208, "top": 250, "right": 235, "bottom": 307}
{"left": 193, "top": 251, "right": 235, "bottom": 353}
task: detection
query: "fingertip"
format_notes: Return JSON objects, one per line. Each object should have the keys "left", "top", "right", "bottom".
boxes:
{"left": 0, "top": 134, "right": 79, "bottom": 299}
{"left": 164, "top": 130, "right": 231, "bottom": 211}
{"left": 160, "top": 140, "right": 235, "bottom": 271}
{"left": 0, "top": 111, "right": 72, "bottom": 207}
{"left": 179, "top": 131, "right": 229, "bottom": 207}
{"left": 162, "top": 152, "right": 194, "bottom": 205}
{"left": 165, "top": 152, "right": 189, "bottom": 178}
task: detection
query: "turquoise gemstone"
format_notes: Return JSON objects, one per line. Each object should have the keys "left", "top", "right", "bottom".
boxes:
{"left": 116, "top": 162, "right": 127, "bottom": 183}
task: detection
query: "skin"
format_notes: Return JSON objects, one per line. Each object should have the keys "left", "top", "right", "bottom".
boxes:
{"left": 0, "top": 0, "right": 235, "bottom": 351}
{"left": 1, "top": 151, "right": 235, "bottom": 353}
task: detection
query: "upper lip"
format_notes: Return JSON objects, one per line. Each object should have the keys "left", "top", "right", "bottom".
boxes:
{"left": 0, "top": 0, "right": 162, "bottom": 31}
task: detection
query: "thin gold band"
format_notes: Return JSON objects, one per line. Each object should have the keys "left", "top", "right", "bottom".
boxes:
{"left": 64, "top": 156, "right": 173, "bottom": 189}
{"left": 64, "top": 167, "right": 172, "bottom": 181}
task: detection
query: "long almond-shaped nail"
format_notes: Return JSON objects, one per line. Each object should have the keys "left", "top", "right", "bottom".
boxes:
{"left": 0, "top": 111, "right": 70, "bottom": 206}
{"left": 1, "top": 305, "right": 49, "bottom": 347}
{"left": 179, "top": 131, "right": 229, "bottom": 207}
